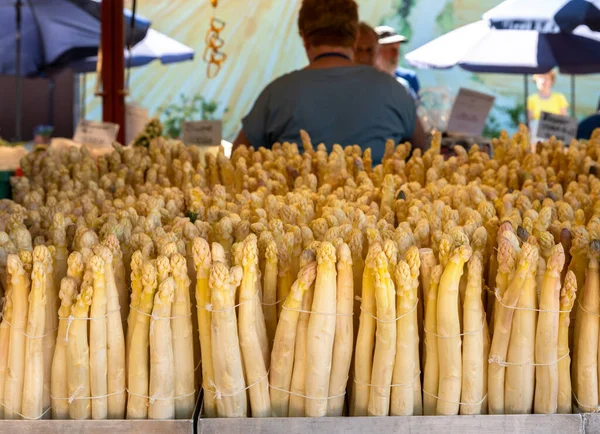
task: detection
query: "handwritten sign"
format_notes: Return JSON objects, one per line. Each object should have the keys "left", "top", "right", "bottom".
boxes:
{"left": 536, "top": 111, "right": 578, "bottom": 144}
{"left": 125, "top": 103, "right": 149, "bottom": 145}
{"left": 182, "top": 120, "right": 222, "bottom": 146}
{"left": 447, "top": 88, "right": 495, "bottom": 136}
{"left": 73, "top": 120, "right": 119, "bottom": 147}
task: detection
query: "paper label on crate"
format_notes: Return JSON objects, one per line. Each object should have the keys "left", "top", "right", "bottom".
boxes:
{"left": 536, "top": 111, "right": 578, "bottom": 144}
{"left": 73, "top": 120, "right": 119, "bottom": 147}
{"left": 125, "top": 103, "right": 150, "bottom": 145}
{"left": 182, "top": 120, "right": 222, "bottom": 146}
{"left": 447, "top": 88, "right": 495, "bottom": 136}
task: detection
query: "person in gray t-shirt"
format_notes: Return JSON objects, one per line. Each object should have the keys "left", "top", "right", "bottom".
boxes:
{"left": 234, "top": 0, "right": 427, "bottom": 163}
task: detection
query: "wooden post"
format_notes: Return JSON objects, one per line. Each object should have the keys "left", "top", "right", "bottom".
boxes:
{"left": 101, "top": 0, "right": 125, "bottom": 144}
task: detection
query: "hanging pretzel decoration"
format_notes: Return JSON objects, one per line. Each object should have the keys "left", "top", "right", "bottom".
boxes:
{"left": 204, "top": 0, "right": 227, "bottom": 78}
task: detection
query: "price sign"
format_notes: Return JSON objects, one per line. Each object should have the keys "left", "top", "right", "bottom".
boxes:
{"left": 536, "top": 111, "right": 578, "bottom": 144}
{"left": 447, "top": 88, "right": 495, "bottom": 137}
{"left": 125, "top": 103, "right": 149, "bottom": 145}
{"left": 182, "top": 120, "right": 222, "bottom": 146}
{"left": 73, "top": 120, "right": 119, "bottom": 147}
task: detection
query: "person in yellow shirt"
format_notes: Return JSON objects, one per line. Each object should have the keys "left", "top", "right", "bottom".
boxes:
{"left": 527, "top": 70, "right": 569, "bottom": 121}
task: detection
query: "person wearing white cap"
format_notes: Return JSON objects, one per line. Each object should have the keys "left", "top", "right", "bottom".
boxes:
{"left": 374, "top": 25, "right": 420, "bottom": 99}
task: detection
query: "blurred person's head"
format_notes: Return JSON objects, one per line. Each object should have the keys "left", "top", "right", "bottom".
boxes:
{"left": 533, "top": 71, "right": 556, "bottom": 97}
{"left": 355, "top": 22, "right": 378, "bottom": 66}
{"left": 375, "top": 26, "right": 407, "bottom": 75}
{"left": 298, "top": 0, "right": 359, "bottom": 61}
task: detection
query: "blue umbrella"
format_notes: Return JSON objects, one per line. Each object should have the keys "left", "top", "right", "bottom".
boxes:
{"left": 0, "top": 0, "right": 150, "bottom": 76}
{"left": 484, "top": 0, "right": 600, "bottom": 33}
{"left": 0, "top": 0, "right": 150, "bottom": 140}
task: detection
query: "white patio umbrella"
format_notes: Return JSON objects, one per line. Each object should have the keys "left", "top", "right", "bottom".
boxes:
{"left": 405, "top": 21, "right": 600, "bottom": 117}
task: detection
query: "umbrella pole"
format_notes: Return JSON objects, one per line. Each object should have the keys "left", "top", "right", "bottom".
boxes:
{"left": 523, "top": 74, "right": 529, "bottom": 125}
{"left": 82, "top": 73, "right": 87, "bottom": 120}
{"left": 571, "top": 75, "right": 576, "bottom": 117}
{"left": 15, "top": 0, "right": 23, "bottom": 141}
{"left": 48, "top": 78, "right": 55, "bottom": 126}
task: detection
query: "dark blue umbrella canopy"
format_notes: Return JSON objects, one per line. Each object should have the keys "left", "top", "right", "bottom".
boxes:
{"left": 0, "top": 0, "right": 150, "bottom": 76}
{"left": 484, "top": 0, "right": 600, "bottom": 33}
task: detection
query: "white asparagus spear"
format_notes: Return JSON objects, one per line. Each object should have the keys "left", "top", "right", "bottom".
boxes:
{"left": 21, "top": 259, "right": 47, "bottom": 419}
{"left": 305, "top": 241, "right": 337, "bottom": 417}
{"left": 270, "top": 262, "right": 317, "bottom": 416}
{"left": 51, "top": 277, "right": 78, "bottom": 419}
{"left": 4, "top": 253, "right": 31, "bottom": 419}
{"left": 328, "top": 243, "right": 354, "bottom": 416}
{"left": 367, "top": 249, "right": 396, "bottom": 416}
{"left": 390, "top": 260, "right": 417, "bottom": 415}
{"left": 170, "top": 254, "right": 196, "bottom": 419}
{"left": 39, "top": 245, "right": 56, "bottom": 418}
{"left": 534, "top": 244, "right": 565, "bottom": 414}
{"left": 209, "top": 248, "right": 245, "bottom": 417}
{"left": 92, "top": 245, "right": 126, "bottom": 419}
{"left": 192, "top": 238, "right": 216, "bottom": 418}
{"left": 67, "top": 271, "right": 93, "bottom": 420}
{"left": 238, "top": 235, "right": 271, "bottom": 417}
{"left": 126, "top": 262, "right": 158, "bottom": 419}
{"left": 436, "top": 245, "right": 472, "bottom": 416}
{"left": 89, "top": 255, "right": 108, "bottom": 420}
{"left": 460, "top": 253, "right": 488, "bottom": 415}
{"left": 148, "top": 277, "right": 176, "bottom": 420}
{"left": 0, "top": 265, "right": 13, "bottom": 419}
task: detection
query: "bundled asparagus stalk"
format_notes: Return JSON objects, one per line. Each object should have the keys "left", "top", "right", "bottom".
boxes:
{"left": 89, "top": 255, "right": 108, "bottom": 420}
{"left": 238, "top": 236, "right": 271, "bottom": 417}
{"left": 305, "top": 241, "right": 337, "bottom": 417}
{"left": 21, "top": 257, "right": 47, "bottom": 419}
{"left": 192, "top": 238, "right": 217, "bottom": 418}
{"left": 367, "top": 249, "right": 397, "bottom": 416}
{"left": 0, "top": 266, "right": 13, "bottom": 420}
{"left": 4, "top": 253, "right": 31, "bottom": 419}
{"left": 262, "top": 240, "right": 279, "bottom": 351}
{"left": 327, "top": 243, "right": 354, "bottom": 416}
{"left": 405, "top": 246, "right": 423, "bottom": 415}
{"left": 209, "top": 249, "right": 245, "bottom": 417}
{"left": 127, "top": 262, "right": 158, "bottom": 419}
{"left": 351, "top": 242, "right": 381, "bottom": 416}
{"left": 558, "top": 271, "right": 577, "bottom": 414}
{"left": 170, "top": 254, "right": 196, "bottom": 419}
{"left": 436, "top": 245, "right": 472, "bottom": 415}
{"left": 460, "top": 253, "right": 488, "bottom": 415}
{"left": 51, "top": 277, "right": 78, "bottom": 419}
{"left": 423, "top": 265, "right": 443, "bottom": 415}
{"left": 488, "top": 242, "right": 537, "bottom": 414}
{"left": 148, "top": 277, "right": 176, "bottom": 420}
{"left": 573, "top": 240, "right": 600, "bottom": 412}
{"left": 390, "top": 259, "right": 418, "bottom": 415}
{"left": 92, "top": 245, "right": 126, "bottom": 419}
{"left": 288, "top": 259, "right": 316, "bottom": 417}
{"left": 270, "top": 262, "right": 317, "bottom": 416}
{"left": 39, "top": 245, "right": 56, "bottom": 418}
{"left": 504, "top": 239, "right": 538, "bottom": 415}
{"left": 126, "top": 251, "right": 144, "bottom": 369}
{"left": 67, "top": 271, "right": 93, "bottom": 420}
{"left": 534, "top": 244, "right": 565, "bottom": 414}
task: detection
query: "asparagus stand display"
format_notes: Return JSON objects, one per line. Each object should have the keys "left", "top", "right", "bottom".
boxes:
{"left": 3, "top": 123, "right": 600, "bottom": 434}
